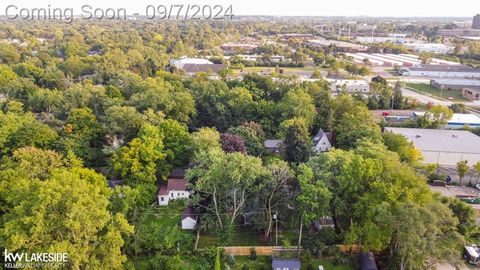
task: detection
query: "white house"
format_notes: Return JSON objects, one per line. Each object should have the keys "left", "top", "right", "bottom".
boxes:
{"left": 157, "top": 178, "right": 190, "bottom": 206}
{"left": 181, "top": 207, "right": 199, "bottom": 230}
{"left": 313, "top": 129, "right": 332, "bottom": 153}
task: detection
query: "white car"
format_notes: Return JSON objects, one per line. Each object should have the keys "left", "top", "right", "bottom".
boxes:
{"left": 476, "top": 184, "right": 480, "bottom": 190}
{"left": 318, "top": 266, "right": 324, "bottom": 270}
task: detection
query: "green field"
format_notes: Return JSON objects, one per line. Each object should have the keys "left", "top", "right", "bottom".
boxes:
{"left": 406, "top": 83, "right": 469, "bottom": 102}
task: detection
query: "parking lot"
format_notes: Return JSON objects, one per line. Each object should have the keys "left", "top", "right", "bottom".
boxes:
{"left": 429, "top": 185, "right": 480, "bottom": 198}
{"left": 437, "top": 166, "right": 480, "bottom": 185}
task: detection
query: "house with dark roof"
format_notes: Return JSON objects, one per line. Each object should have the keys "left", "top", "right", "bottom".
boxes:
{"left": 312, "top": 129, "right": 332, "bottom": 153}
{"left": 264, "top": 139, "right": 282, "bottom": 155}
{"left": 181, "top": 206, "right": 199, "bottom": 230}
{"left": 157, "top": 178, "right": 190, "bottom": 206}
{"left": 272, "top": 258, "right": 301, "bottom": 270}
{"left": 107, "top": 180, "right": 123, "bottom": 189}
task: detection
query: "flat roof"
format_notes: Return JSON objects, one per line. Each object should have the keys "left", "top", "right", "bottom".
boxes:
{"left": 384, "top": 127, "right": 480, "bottom": 154}
{"left": 432, "top": 79, "right": 480, "bottom": 86}
{"left": 413, "top": 113, "right": 480, "bottom": 125}
{"left": 409, "top": 65, "right": 480, "bottom": 73}
{"left": 449, "top": 114, "right": 480, "bottom": 125}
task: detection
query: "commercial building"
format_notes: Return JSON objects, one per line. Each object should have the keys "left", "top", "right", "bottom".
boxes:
{"left": 326, "top": 78, "right": 370, "bottom": 93}
{"left": 356, "top": 36, "right": 408, "bottom": 44}
{"left": 398, "top": 65, "right": 480, "bottom": 78}
{"left": 463, "top": 88, "right": 480, "bottom": 101}
{"left": 446, "top": 114, "right": 480, "bottom": 129}
{"left": 305, "top": 38, "right": 369, "bottom": 52}
{"left": 430, "top": 79, "right": 480, "bottom": 90}
{"left": 412, "top": 112, "right": 480, "bottom": 129}
{"left": 384, "top": 127, "right": 480, "bottom": 166}
{"left": 403, "top": 43, "right": 454, "bottom": 54}
{"left": 473, "top": 14, "right": 480, "bottom": 29}
{"left": 220, "top": 42, "right": 259, "bottom": 53}
{"left": 169, "top": 58, "right": 227, "bottom": 75}
{"left": 438, "top": 29, "right": 480, "bottom": 37}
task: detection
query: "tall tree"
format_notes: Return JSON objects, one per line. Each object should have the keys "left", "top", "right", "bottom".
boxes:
{"left": 281, "top": 118, "right": 310, "bottom": 163}
{"left": 112, "top": 124, "right": 167, "bottom": 186}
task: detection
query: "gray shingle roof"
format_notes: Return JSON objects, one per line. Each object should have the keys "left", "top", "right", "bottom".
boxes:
{"left": 313, "top": 129, "right": 326, "bottom": 145}
{"left": 272, "top": 258, "right": 301, "bottom": 269}
{"left": 264, "top": 139, "right": 282, "bottom": 148}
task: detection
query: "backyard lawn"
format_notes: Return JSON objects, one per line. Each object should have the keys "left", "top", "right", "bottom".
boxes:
{"left": 222, "top": 256, "right": 357, "bottom": 270}
{"left": 302, "top": 258, "right": 358, "bottom": 270}
{"left": 197, "top": 228, "right": 299, "bottom": 248}
{"left": 406, "top": 83, "right": 469, "bottom": 102}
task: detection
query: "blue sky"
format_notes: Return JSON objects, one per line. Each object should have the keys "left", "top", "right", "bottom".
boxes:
{"left": 0, "top": 0, "right": 477, "bottom": 17}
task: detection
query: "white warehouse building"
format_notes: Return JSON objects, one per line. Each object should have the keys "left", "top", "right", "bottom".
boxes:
{"left": 326, "top": 78, "right": 370, "bottom": 93}
{"left": 384, "top": 127, "right": 480, "bottom": 166}
{"left": 398, "top": 65, "right": 480, "bottom": 78}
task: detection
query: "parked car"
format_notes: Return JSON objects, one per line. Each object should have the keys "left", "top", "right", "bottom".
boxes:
{"left": 445, "top": 175, "right": 452, "bottom": 183}
{"left": 475, "top": 184, "right": 480, "bottom": 190}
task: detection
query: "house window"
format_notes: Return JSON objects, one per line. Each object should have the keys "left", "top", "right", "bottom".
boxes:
{"left": 170, "top": 193, "right": 174, "bottom": 197}
{"left": 160, "top": 197, "right": 164, "bottom": 201}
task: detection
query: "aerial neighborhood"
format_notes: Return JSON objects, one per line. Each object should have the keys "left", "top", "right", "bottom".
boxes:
{"left": 1, "top": 6, "right": 480, "bottom": 270}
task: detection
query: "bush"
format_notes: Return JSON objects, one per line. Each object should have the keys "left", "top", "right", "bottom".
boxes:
{"left": 307, "top": 264, "right": 314, "bottom": 270}
{"left": 242, "top": 264, "right": 250, "bottom": 270}
{"left": 324, "top": 245, "right": 341, "bottom": 257}
{"left": 249, "top": 247, "right": 257, "bottom": 260}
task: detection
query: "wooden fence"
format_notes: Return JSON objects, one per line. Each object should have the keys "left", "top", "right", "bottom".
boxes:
{"left": 221, "top": 246, "right": 300, "bottom": 256}
{"left": 220, "top": 245, "right": 360, "bottom": 256}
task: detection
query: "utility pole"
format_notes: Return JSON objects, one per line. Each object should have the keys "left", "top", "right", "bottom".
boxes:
{"left": 274, "top": 211, "right": 278, "bottom": 246}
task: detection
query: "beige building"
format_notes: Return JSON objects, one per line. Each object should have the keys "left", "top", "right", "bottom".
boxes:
{"left": 463, "top": 88, "right": 480, "bottom": 101}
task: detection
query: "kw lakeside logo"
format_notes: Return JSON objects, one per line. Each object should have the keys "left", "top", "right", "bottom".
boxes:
{"left": 3, "top": 249, "right": 68, "bottom": 269}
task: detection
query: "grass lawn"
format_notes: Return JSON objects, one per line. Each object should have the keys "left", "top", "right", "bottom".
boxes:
{"left": 197, "top": 227, "right": 300, "bottom": 248}
{"left": 406, "top": 83, "right": 470, "bottom": 102}
{"left": 223, "top": 256, "right": 357, "bottom": 270}
{"left": 198, "top": 228, "right": 268, "bottom": 248}
{"left": 229, "top": 256, "right": 271, "bottom": 270}
{"left": 303, "top": 258, "right": 358, "bottom": 270}
{"left": 129, "top": 255, "right": 210, "bottom": 270}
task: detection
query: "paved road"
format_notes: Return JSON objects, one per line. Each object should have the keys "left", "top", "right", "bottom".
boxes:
{"left": 401, "top": 87, "right": 480, "bottom": 117}
{"left": 401, "top": 87, "right": 453, "bottom": 106}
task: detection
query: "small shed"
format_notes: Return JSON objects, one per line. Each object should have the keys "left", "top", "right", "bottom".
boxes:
{"left": 360, "top": 252, "right": 378, "bottom": 270}
{"left": 181, "top": 207, "right": 199, "bottom": 230}
{"left": 272, "top": 258, "right": 301, "bottom": 270}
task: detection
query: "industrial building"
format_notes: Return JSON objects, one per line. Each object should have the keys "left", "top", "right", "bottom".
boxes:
{"left": 412, "top": 112, "right": 480, "bottom": 129}
{"left": 403, "top": 43, "right": 454, "bottom": 54}
{"left": 326, "top": 78, "right": 370, "bottom": 93}
{"left": 473, "top": 14, "right": 480, "bottom": 29}
{"left": 305, "top": 38, "right": 369, "bottom": 52}
{"left": 356, "top": 36, "right": 408, "bottom": 44}
{"left": 346, "top": 53, "right": 460, "bottom": 67}
{"left": 430, "top": 79, "right": 480, "bottom": 90}
{"left": 463, "top": 88, "right": 480, "bottom": 101}
{"left": 398, "top": 65, "right": 480, "bottom": 78}
{"left": 438, "top": 29, "right": 480, "bottom": 37}
{"left": 384, "top": 127, "right": 480, "bottom": 166}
